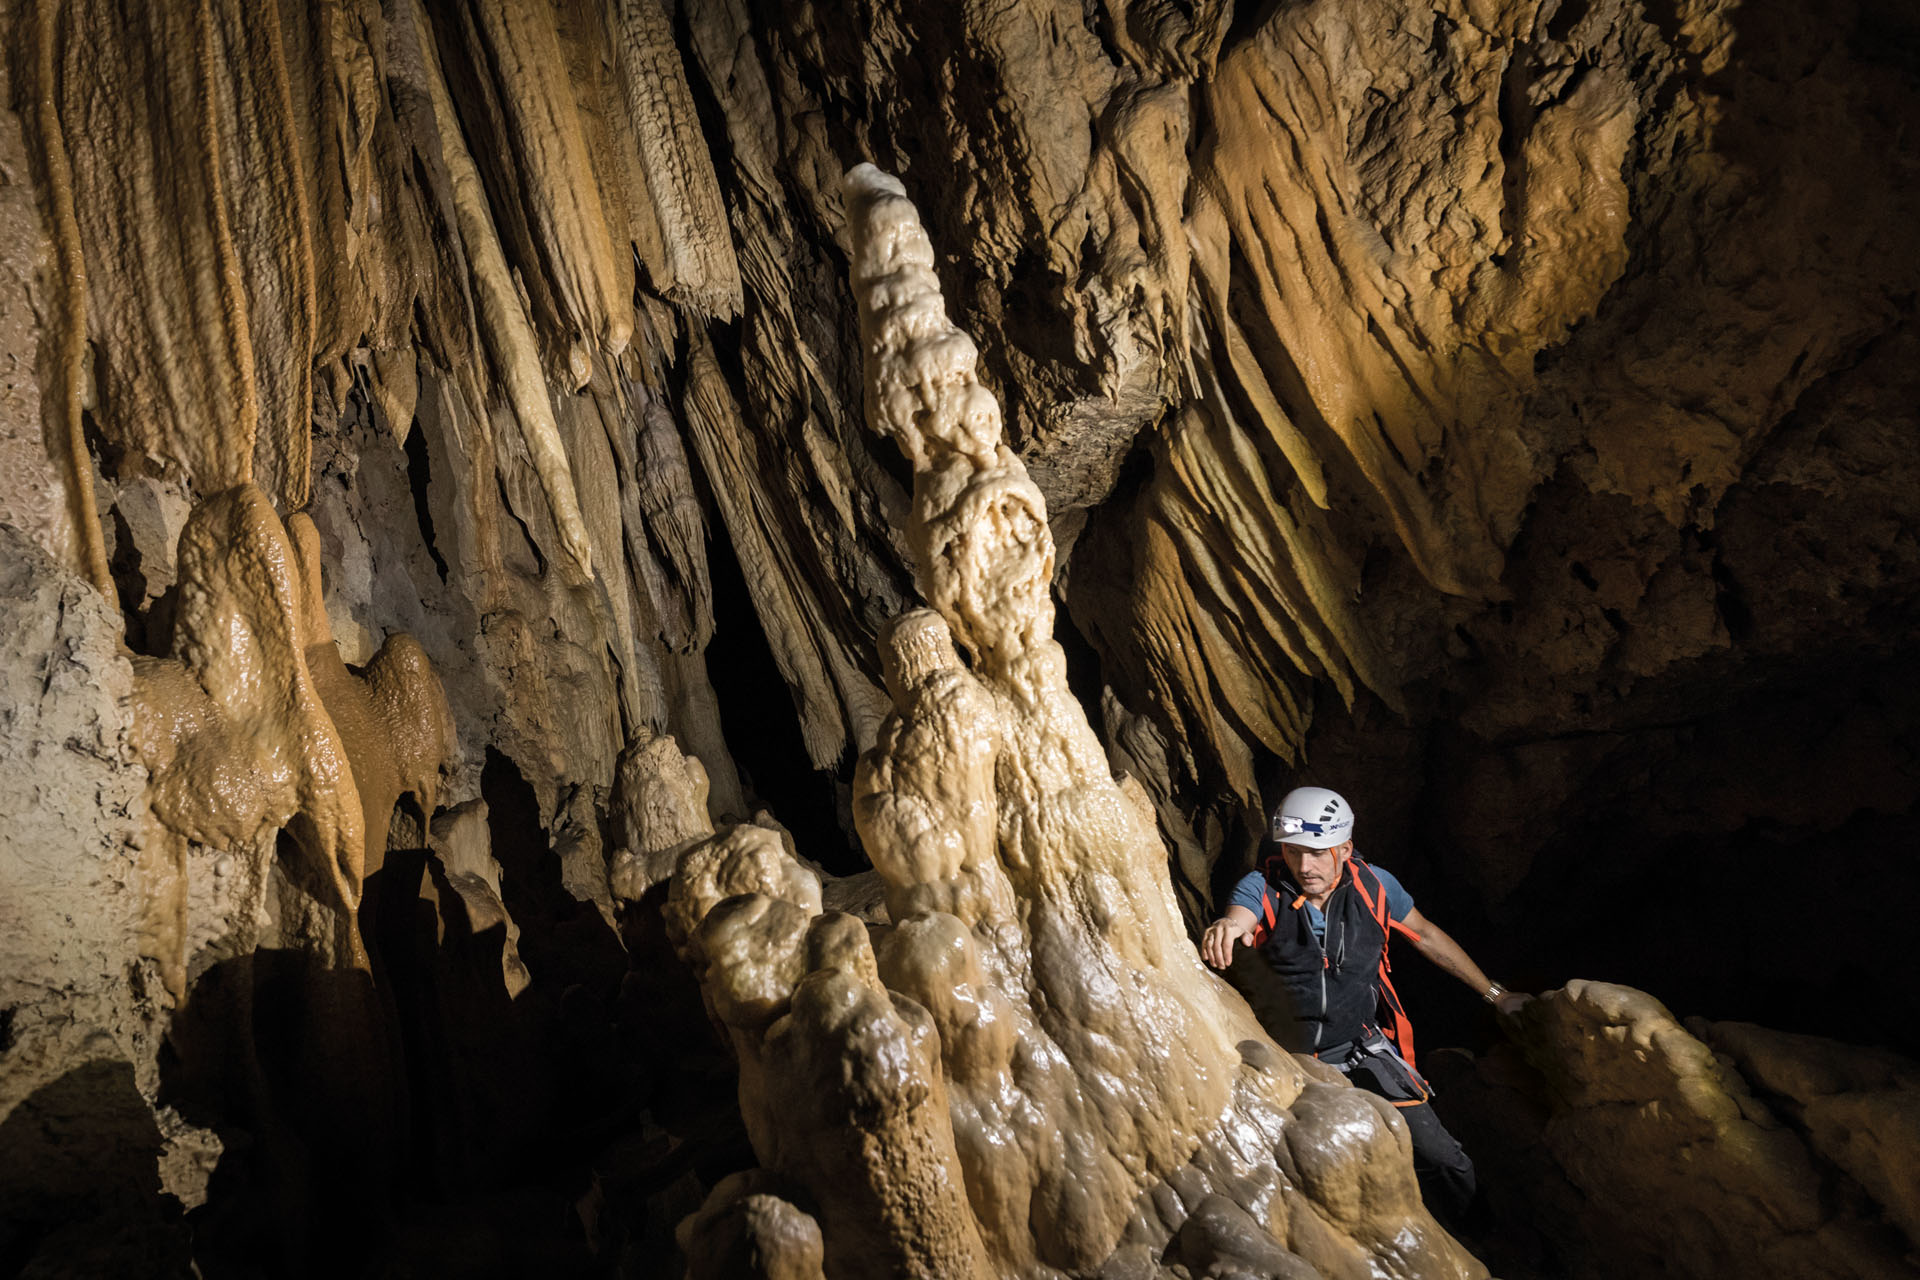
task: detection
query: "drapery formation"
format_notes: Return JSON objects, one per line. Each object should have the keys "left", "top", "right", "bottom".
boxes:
{"left": 10, "top": 0, "right": 1911, "bottom": 826}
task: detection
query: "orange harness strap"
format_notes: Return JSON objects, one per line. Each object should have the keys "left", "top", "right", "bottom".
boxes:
{"left": 1252, "top": 889, "right": 1278, "bottom": 946}
{"left": 1353, "top": 860, "right": 1420, "bottom": 1071}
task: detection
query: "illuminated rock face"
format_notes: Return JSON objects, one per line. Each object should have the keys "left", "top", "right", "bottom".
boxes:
{"left": 0, "top": 526, "right": 163, "bottom": 1244}
{"left": 665, "top": 166, "right": 1485, "bottom": 1280}
{"left": 129, "top": 485, "right": 453, "bottom": 992}
{"left": 1445, "top": 983, "right": 1920, "bottom": 1280}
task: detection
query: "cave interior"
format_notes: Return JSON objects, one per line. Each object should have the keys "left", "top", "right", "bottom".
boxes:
{"left": 0, "top": 0, "right": 1917, "bottom": 1277}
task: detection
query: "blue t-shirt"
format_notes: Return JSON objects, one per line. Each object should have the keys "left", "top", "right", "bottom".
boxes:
{"left": 1229, "top": 861, "right": 1413, "bottom": 942}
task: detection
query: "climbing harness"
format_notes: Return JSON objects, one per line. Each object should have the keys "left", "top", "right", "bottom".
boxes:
{"left": 1250, "top": 854, "right": 1422, "bottom": 1069}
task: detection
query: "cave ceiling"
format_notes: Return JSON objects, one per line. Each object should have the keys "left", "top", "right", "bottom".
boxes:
{"left": 1, "top": 0, "right": 1912, "bottom": 841}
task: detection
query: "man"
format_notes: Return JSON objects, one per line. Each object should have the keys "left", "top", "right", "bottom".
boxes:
{"left": 1200, "top": 786, "right": 1527, "bottom": 1223}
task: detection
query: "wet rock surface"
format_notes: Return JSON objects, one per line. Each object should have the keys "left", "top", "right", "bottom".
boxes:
{"left": 657, "top": 162, "right": 1484, "bottom": 1280}
{"left": 1436, "top": 982, "right": 1920, "bottom": 1279}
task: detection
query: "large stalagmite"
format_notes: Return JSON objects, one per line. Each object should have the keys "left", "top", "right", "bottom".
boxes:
{"left": 666, "top": 165, "right": 1486, "bottom": 1279}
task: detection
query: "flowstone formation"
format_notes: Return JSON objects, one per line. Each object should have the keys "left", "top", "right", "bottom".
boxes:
{"left": 130, "top": 483, "right": 453, "bottom": 992}
{"left": 1441, "top": 982, "right": 1920, "bottom": 1280}
{"left": 0, "top": 497, "right": 457, "bottom": 1267}
{"left": 665, "top": 166, "right": 1486, "bottom": 1280}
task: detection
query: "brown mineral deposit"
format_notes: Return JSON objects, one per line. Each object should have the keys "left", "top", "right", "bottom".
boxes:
{"left": 662, "top": 164, "right": 1486, "bottom": 1280}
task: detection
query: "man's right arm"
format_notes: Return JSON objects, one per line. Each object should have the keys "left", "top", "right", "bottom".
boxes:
{"left": 1202, "top": 905, "right": 1260, "bottom": 969}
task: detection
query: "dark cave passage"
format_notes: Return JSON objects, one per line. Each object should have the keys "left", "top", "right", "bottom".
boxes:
{"left": 698, "top": 497, "right": 867, "bottom": 876}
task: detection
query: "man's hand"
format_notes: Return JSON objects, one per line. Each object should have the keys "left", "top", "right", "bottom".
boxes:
{"left": 1201, "top": 916, "right": 1254, "bottom": 969}
{"left": 1494, "top": 990, "right": 1533, "bottom": 1017}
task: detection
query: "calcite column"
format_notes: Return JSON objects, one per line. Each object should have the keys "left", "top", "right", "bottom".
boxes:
{"left": 665, "top": 164, "right": 1485, "bottom": 1280}
{"left": 842, "top": 163, "right": 1274, "bottom": 1270}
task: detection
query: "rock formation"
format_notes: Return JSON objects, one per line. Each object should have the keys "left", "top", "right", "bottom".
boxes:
{"left": 1438, "top": 981, "right": 1920, "bottom": 1279}
{"left": 663, "top": 163, "right": 1485, "bottom": 1280}
{"left": 130, "top": 484, "right": 452, "bottom": 991}
{"left": 0, "top": 0, "right": 1914, "bottom": 1273}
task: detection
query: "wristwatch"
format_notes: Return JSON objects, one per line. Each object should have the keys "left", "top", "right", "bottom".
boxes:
{"left": 1482, "top": 982, "right": 1507, "bottom": 1004}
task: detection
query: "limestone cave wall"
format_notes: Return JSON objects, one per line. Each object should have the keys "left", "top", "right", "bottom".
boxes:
{"left": 0, "top": 0, "right": 1916, "bottom": 1275}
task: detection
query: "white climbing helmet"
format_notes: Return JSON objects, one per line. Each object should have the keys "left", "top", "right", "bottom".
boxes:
{"left": 1271, "top": 786, "right": 1354, "bottom": 848}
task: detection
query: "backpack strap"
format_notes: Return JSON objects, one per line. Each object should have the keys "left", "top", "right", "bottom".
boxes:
{"left": 1376, "top": 970, "right": 1420, "bottom": 1073}
{"left": 1352, "top": 858, "right": 1420, "bottom": 1071}
{"left": 1251, "top": 885, "right": 1278, "bottom": 945}
{"left": 1349, "top": 859, "right": 1388, "bottom": 930}
{"left": 1251, "top": 854, "right": 1299, "bottom": 945}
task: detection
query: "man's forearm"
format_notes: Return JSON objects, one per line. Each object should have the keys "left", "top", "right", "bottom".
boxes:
{"left": 1411, "top": 923, "right": 1497, "bottom": 996}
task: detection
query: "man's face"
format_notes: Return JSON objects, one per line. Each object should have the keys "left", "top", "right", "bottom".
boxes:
{"left": 1280, "top": 839, "right": 1353, "bottom": 895}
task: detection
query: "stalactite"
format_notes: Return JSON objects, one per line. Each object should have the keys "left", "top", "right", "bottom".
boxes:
{"left": 460, "top": 0, "right": 633, "bottom": 363}
{"left": 411, "top": 0, "right": 594, "bottom": 582}
{"left": 679, "top": 329, "right": 856, "bottom": 769}
{"left": 627, "top": 376, "right": 714, "bottom": 651}
{"left": 42, "top": 0, "right": 322, "bottom": 513}
{"left": 552, "top": 0, "right": 640, "bottom": 357}
{"left": 26, "top": 0, "right": 112, "bottom": 599}
{"left": 206, "top": 0, "right": 320, "bottom": 510}
{"left": 608, "top": 0, "right": 744, "bottom": 318}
